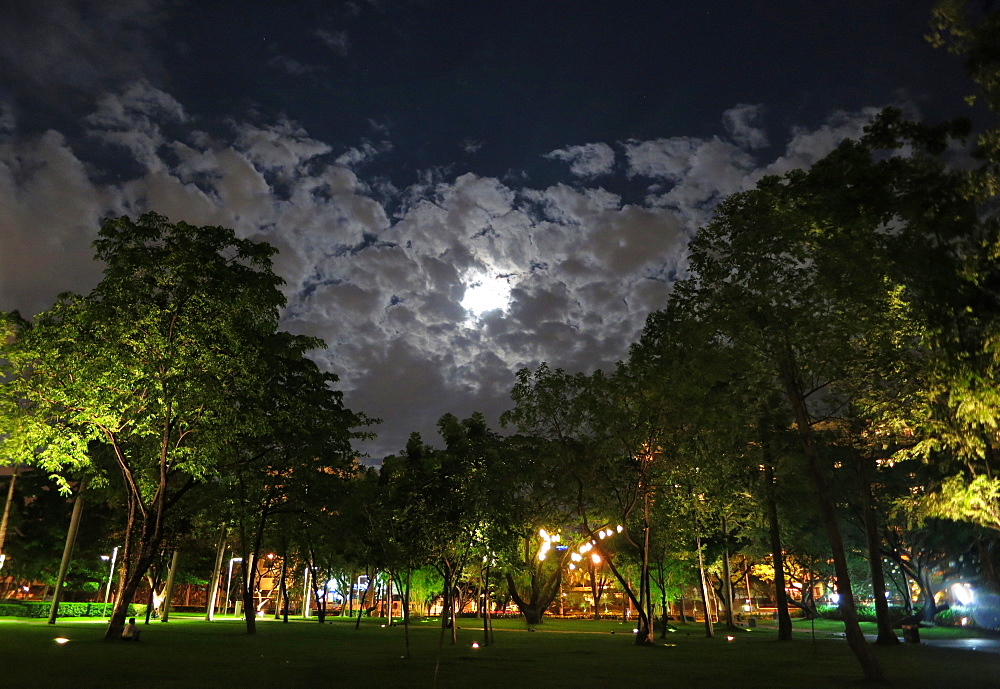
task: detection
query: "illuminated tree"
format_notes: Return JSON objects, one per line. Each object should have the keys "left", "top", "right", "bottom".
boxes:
{"left": 0, "top": 213, "right": 335, "bottom": 640}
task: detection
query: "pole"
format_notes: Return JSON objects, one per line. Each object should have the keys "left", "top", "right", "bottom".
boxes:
{"left": 205, "top": 528, "right": 227, "bottom": 621}
{"left": 225, "top": 557, "right": 241, "bottom": 617}
{"left": 102, "top": 547, "right": 119, "bottom": 617}
{"left": 303, "top": 567, "right": 312, "bottom": 619}
{"left": 161, "top": 550, "right": 179, "bottom": 622}
{"left": 47, "top": 481, "right": 86, "bottom": 625}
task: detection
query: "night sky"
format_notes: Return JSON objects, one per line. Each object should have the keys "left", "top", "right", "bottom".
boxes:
{"left": 0, "top": 0, "right": 977, "bottom": 460}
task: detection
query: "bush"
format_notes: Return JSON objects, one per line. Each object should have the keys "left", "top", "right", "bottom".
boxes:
{"left": 0, "top": 602, "right": 27, "bottom": 617}
{"left": 816, "top": 604, "right": 910, "bottom": 624}
{"left": 14, "top": 601, "right": 142, "bottom": 618}
{"left": 934, "top": 605, "right": 971, "bottom": 627}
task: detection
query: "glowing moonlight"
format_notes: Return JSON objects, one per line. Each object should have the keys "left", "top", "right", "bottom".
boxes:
{"left": 461, "top": 272, "right": 512, "bottom": 318}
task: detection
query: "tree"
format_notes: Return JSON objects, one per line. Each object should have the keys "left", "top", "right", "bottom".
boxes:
{"left": 222, "top": 331, "right": 366, "bottom": 634}
{"left": 681, "top": 148, "right": 908, "bottom": 679}
{"left": 0, "top": 213, "right": 313, "bottom": 640}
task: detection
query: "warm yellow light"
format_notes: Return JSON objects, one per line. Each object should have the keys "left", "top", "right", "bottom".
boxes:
{"left": 571, "top": 553, "right": 582, "bottom": 562}
{"left": 539, "top": 528, "right": 549, "bottom": 539}
{"left": 591, "top": 553, "right": 601, "bottom": 564}
{"left": 568, "top": 563, "right": 576, "bottom": 570}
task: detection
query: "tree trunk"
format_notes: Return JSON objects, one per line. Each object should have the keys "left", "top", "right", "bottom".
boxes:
{"left": 242, "top": 556, "right": 256, "bottom": 635}
{"left": 48, "top": 481, "right": 86, "bottom": 625}
{"left": 0, "top": 467, "right": 18, "bottom": 566}
{"left": 763, "top": 463, "right": 793, "bottom": 640}
{"left": 721, "top": 515, "right": 736, "bottom": 629}
{"left": 355, "top": 567, "right": 373, "bottom": 630}
{"left": 779, "top": 351, "right": 882, "bottom": 681}
{"left": 588, "top": 566, "right": 602, "bottom": 619}
{"left": 278, "top": 551, "right": 289, "bottom": 623}
{"left": 856, "top": 448, "right": 898, "bottom": 645}
{"left": 919, "top": 569, "right": 937, "bottom": 624}
{"left": 639, "top": 491, "right": 654, "bottom": 645}
{"left": 106, "top": 542, "right": 159, "bottom": 640}
{"left": 398, "top": 570, "right": 411, "bottom": 659}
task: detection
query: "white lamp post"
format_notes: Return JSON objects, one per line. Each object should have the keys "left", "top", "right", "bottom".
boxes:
{"left": 100, "top": 547, "right": 118, "bottom": 616}
{"left": 224, "top": 557, "right": 242, "bottom": 616}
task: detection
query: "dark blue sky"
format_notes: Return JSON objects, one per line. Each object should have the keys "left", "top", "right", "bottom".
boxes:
{"left": 0, "top": 0, "right": 985, "bottom": 458}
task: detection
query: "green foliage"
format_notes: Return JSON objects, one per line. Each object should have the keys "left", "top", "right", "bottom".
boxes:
{"left": 0, "top": 602, "right": 26, "bottom": 616}
{"left": 920, "top": 475, "right": 1000, "bottom": 530}
{"left": 0, "top": 212, "right": 372, "bottom": 638}
{"left": 933, "top": 604, "right": 973, "bottom": 627}
{"left": 816, "top": 604, "right": 912, "bottom": 624}
{"left": 8, "top": 601, "right": 142, "bottom": 618}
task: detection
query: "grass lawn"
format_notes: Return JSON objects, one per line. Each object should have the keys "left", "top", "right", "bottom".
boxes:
{"left": 2, "top": 614, "right": 997, "bottom": 689}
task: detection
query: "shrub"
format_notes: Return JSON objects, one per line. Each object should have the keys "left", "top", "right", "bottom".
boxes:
{"left": 934, "top": 605, "right": 971, "bottom": 628}
{"left": 0, "top": 602, "right": 26, "bottom": 617}
{"left": 816, "top": 604, "right": 910, "bottom": 623}
{"left": 14, "top": 601, "right": 142, "bottom": 618}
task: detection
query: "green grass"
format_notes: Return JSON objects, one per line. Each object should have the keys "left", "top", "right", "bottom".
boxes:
{"left": 2, "top": 614, "right": 997, "bottom": 689}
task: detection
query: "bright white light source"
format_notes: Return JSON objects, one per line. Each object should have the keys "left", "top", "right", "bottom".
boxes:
{"left": 472, "top": 642, "right": 480, "bottom": 649}
{"left": 461, "top": 272, "right": 511, "bottom": 318}
{"left": 951, "top": 583, "right": 974, "bottom": 606}
{"left": 54, "top": 638, "right": 69, "bottom": 644}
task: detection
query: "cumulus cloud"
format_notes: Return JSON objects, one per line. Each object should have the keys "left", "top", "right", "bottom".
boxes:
{"left": 336, "top": 141, "right": 393, "bottom": 168}
{"left": 722, "top": 103, "right": 768, "bottom": 150}
{"left": 761, "top": 107, "right": 884, "bottom": 176}
{"left": 84, "top": 81, "right": 187, "bottom": 169}
{"left": 233, "top": 118, "right": 332, "bottom": 177}
{"left": 0, "top": 82, "right": 891, "bottom": 459}
{"left": 545, "top": 142, "right": 615, "bottom": 178}
{"left": 0, "top": 130, "right": 110, "bottom": 319}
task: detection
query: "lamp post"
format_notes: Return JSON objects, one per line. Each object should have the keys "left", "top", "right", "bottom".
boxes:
{"left": 100, "top": 547, "right": 118, "bottom": 617}
{"left": 224, "top": 557, "right": 242, "bottom": 616}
